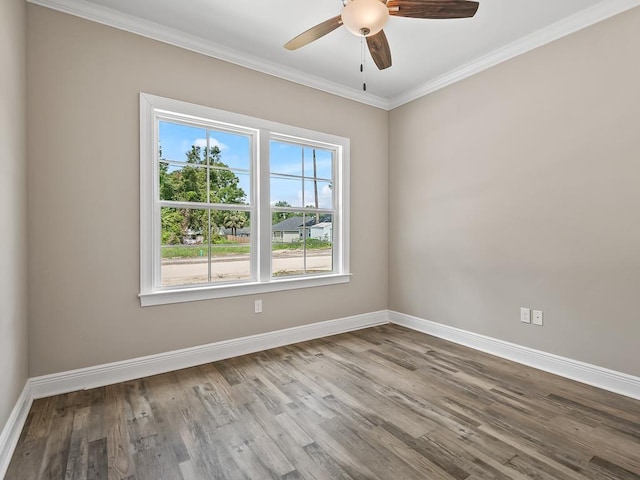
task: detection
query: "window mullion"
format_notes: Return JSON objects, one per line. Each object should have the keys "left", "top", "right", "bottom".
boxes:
{"left": 303, "top": 148, "right": 310, "bottom": 275}
{"left": 258, "top": 129, "right": 271, "bottom": 282}
{"left": 303, "top": 213, "right": 307, "bottom": 275}
{"left": 151, "top": 112, "right": 161, "bottom": 290}
{"left": 206, "top": 131, "right": 211, "bottom": 282}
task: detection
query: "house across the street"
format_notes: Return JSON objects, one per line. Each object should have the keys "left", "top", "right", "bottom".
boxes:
{"left": 309, "top": 222, "right": 332, "bottom": 241}
{"left": 271, "top": 215, "right": 331, "bottom": 243}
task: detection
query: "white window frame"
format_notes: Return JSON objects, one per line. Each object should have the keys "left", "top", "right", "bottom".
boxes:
{"left": 139, "top": 93, "right": 350, "bottom": 306}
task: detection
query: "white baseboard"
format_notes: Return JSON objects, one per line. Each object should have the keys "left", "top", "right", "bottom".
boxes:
{"left": 29, "top": 310, "right": 389, "bottom": 399}
{"left": 389, "top": 310, "right": 640, "bottom": 401}
{"left": 1, "top": 311, "right": 387, "bottom": 473}
{"left": 3, "top": 308, "right": 639, "bottom": 475}
{"left": 0, "top": 383, "right": 33, "bottom": 479}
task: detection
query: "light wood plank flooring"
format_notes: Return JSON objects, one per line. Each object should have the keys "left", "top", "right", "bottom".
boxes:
{"left": 6, "top": 324, "right": 640, "bottom": 479}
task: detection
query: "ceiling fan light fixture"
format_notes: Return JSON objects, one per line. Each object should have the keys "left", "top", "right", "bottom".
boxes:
{"left": 341, "top": 0, "right": 389, "bottom": 37}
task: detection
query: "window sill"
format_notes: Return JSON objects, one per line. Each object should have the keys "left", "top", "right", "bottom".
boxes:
{"left": 139, "top": 273, "right": 351, "bottom": 307}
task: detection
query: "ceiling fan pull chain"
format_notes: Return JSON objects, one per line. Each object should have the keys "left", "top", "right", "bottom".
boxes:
{"left": 361, "top": 35, "right": 367, "bottom": 91}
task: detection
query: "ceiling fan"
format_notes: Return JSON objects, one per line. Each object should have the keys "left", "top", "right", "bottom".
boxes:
{"left": 284, "top": 0, "right": 480, "bottom": 70}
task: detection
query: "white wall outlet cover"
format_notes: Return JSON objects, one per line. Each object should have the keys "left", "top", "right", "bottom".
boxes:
{"left": 254, "top": 299, "right": 263, "bottom": 314}
{"left": 520, "top": 307, "right": 531, "bottom": 323}
{"left": 533, "top": 310, "right": 543, "bottom": 326}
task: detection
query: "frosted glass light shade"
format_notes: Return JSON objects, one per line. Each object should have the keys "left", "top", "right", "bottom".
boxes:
{"left": 341, "top": 0, "right": 389, "bottom": 37}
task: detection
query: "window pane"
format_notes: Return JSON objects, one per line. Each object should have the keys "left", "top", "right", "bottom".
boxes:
{"left": 270, "top": 141, "right": 302, "bottom": 176}
{"left": 161, "top": 208, "right": 252, "bottom": 286}
{"left": 307, "top": 214, "right": 333, "bottom": 274}
{"left": 273, "top": 245, "right": 305, "bottom": 278}
{"left": 161, "top": 245, "right": 209, "bottom": 287}
{"left": 209, "top": 168, "right": 250, "bottom": 205}
{"left": 272, "top": 212, "right": 305, "bottom": 277}
{"left": 160, "top": 207, "right": 210, "bottom": 286}
{"left": 303, "top": 147, "right": 333, "bottom": 180}
{"left": 304, "top": 179, "right": 333, "bottom": 209}
{"left": 159, "top": 121, "right": 207, "bottom": 163}
{"left": 159, "top": 162, "right": 207, "bottom": 202}
{"left": 270, "top": 175, "right": 302, "bottom": 208}
{"left": 211, "top": 210, "right": 252, "bottom": 282}
{"left": 161, "top": 207, "right": 209, "bottom": 246}
{"left": 210, "top": 243, "right": 251, "bottom": 282}
{"left": 209, "top": 130, "right": 250, "bottom": 171}
{"left": 271, "top": 213, "right": 332, "bottom": 277}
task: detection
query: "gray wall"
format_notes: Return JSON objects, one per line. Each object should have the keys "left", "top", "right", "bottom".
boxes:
{"left": 22, "top": 3, "right": 640, "bottom": 382}
{"left": 26, "top": 6, "right": 389, "bottom": 376}
{"left": 0, "top": 0, "right": 29, "bottom": 428}
{"left": 389, "top": 7, "right": 640, "bottom": 376}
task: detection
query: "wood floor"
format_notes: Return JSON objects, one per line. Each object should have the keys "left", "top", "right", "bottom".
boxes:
{"left": 6, "top": 325, "right": 640, "bottom": 480}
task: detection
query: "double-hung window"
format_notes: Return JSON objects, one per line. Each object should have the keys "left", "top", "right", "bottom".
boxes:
{"left": 140, "top": 94, "right": 350, "bottom": 306}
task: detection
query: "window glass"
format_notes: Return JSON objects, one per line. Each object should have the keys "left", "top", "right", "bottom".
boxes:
{"left": 140, "top": 94, "right": 349, "bottom": 305}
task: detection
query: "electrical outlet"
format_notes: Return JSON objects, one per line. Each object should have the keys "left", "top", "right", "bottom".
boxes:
{"left": 520, "top": 307, "right": 531, "bottom": 324}
{"left": 533, "top": 310, "right": 543, "bottom": 326}
{"left": 254, "top": 299, "right": 262, "bottom": 314}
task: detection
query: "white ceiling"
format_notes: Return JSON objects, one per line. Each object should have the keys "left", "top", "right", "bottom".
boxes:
{"left": 31, "top": 0, "right": 640, "bottom": 109}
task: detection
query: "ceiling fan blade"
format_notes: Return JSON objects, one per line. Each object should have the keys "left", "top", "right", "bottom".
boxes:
{"left": 284, "top": 15, "right": 343, "bottom": 50}
{"left": 387, "top": 0, "right": 479, "bottom": 19}
{"left": 366, "top": 30, "right": 392, "bottom": 70}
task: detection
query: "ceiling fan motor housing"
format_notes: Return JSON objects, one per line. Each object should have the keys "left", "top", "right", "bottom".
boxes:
{"left": 341, "top": 0, "right": 390, "bottom": 37}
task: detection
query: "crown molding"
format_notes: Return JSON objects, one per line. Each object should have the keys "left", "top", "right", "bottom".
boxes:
{"left": 28, "top": 0, "right": 640, "bottom": 111}
{"left": 26, "top": 0, "right": 390, "bottom": 110}
{"left": 388, "top": 0, "right": 640, "bottom": 109}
